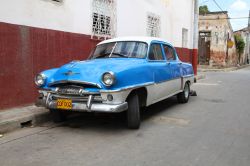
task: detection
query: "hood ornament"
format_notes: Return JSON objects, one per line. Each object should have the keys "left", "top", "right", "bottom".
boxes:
{"left": 63, "top": 70, "right": 80, "bottom": 76}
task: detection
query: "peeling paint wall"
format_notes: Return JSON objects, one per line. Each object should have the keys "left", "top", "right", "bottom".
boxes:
{"left": 199, "top": 12, "right": 237, "bottom": 67}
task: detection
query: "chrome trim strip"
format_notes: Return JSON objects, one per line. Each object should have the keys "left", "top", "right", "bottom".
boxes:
{"left": 181, "top": 74, "right": 194, "bottom": 78}
{"left": 47, "top": 101, "right": 128, "bottom": 113}
{"left": 39, "top": 89, "right": 100, "bottom": 95}
{"left": 100, "top": 82, "right": 154, "bottom": 93}
{"left": 45, "top": 93, "right": 51, "bottom": 108}
{"left": 100, "top": 74, "right": 194, "bottom": 93}
{"left": 156, "top": 77, "right": 181, "bottom": 84}
{"left": 87, "top": 95, "right": 94, "bottom": 109}
{"left": 49, "top": 80, "right": 102, "bottom": 88}
{"left": 50, "top": 94, "right": 103, "bottom": 102}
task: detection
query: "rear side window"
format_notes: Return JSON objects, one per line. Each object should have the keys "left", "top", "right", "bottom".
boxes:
{"left": 163, "top": 45, "right": 176, "bottom": 61}
{"left": 148, "top": 44, "right": 164, "bottom": 60}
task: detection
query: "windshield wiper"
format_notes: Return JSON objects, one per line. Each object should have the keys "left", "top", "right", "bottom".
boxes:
{"left": 95, "top": 53, "right": 111, "bottom": 59}
{"left": 111, "top": 52, "right": 128, "bottom": 58}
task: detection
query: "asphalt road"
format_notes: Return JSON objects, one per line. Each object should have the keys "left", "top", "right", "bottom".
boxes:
{"left": 1, "top": 67, "right": 250, "bottom": 166}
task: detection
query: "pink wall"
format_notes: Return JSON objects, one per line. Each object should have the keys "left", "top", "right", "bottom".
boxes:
{"left": 0, "top": 22, "right": 100, "bottom": 110}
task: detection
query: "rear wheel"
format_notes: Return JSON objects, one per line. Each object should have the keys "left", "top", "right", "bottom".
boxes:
{"left": 50, "top": 109, "right": 66, "bottom": 123}
{"left": 177, "top": 82, "right": 190, "bottom": 103}
{"left": 126, "top": 92, "right": 141, "bottom": 129}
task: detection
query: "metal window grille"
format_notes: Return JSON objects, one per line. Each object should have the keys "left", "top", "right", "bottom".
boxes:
{"left": 92, "top": 0, "right": 117, "bottom": 39}
{"left": 147, "top": 13, "right": 161, "bottom": 37}
{"left": 182, "top": 28, "right": 188, "bottom": 48}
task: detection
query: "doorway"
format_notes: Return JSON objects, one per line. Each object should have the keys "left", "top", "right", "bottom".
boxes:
{"left": 198, "top": 31, "right": 211, "bottom": 65}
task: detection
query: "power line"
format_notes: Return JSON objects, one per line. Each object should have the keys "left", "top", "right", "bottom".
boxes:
{"left": 200, "top": 0, "right": 210, "bottom": 5}
{"left": 212, "top": 0, "right": 226, "bottom": 13}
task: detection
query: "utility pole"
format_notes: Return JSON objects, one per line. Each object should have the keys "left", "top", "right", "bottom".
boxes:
{"left": 192, "top": 0, "right": 199, "bottom": 75}
{"left": 247, "top": 10, "right": 250, "bottom": 64}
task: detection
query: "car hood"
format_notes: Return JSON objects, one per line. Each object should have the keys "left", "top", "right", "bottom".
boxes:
{"left": 46, "top": 58, "right": 147, "bottom": 88}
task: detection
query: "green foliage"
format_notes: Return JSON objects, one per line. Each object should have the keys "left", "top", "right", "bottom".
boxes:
{"left": 199, "top": 5, "right": 209, "bottom": 15}
{"left": 234, "top": 34, "right": 245, "bottom": 56}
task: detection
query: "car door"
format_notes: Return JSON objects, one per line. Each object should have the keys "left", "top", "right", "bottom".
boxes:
{"left": 146, "top": 42, "right": 173, "bottom": 105}
{"left": 162, "top": 44, "right": 182, "bottom": 93}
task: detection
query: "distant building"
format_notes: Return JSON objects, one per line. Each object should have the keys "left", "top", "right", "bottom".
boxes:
{"left": 198, "top": 11, "right": 237, "bottom": 67}
{"left": 234, "top": 27, "right": 250, "bottom": 65}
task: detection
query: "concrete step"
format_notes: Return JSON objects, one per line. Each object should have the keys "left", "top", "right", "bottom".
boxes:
{"left": 0, "top": 105, "right": 50, "bottom": 133}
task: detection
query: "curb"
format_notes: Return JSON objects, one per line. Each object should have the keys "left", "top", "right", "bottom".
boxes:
{"left": 198, "top": 64, "right": 250, "bottom": 72}
{"left": 195, "top": 74, "right": 206, "bottom": 81}
{"left": 0, "top": 105, "right": 50, "bottom": 134}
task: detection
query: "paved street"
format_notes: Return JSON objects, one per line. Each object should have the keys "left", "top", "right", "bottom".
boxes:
{"left": 1, "top": 67, "right": 250, "bottom": 166}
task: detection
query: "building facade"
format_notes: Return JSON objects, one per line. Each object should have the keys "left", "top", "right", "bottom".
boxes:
{"left": 0, "top": 0, "right": 198, "bottom": 109}
{"left": 234, "top": 27, "right": 250, "bottom": 65}
{"left": 198, "top": 11, "right": 237, "bottom": 67}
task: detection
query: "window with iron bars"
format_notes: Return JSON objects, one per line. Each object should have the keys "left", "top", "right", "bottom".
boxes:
{"left": 92, "top": 0, "right": 116, "bottom": 39}
{"left": 147, "top": 13, "right": 161, "bottom": 37}
{"left": 92, "top": 13, "right": 111, "bottom": 36}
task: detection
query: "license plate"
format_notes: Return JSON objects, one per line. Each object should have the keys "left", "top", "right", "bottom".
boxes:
{"left": 57, "top": 99, "right": 72, "bottom": 110}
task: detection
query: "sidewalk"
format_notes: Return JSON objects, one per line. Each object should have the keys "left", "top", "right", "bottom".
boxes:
{"left": 198, "top": 64, "right": 250, "bottom": 72}
{"left": 0, "top": 105, "right": 50, "bottom": 134}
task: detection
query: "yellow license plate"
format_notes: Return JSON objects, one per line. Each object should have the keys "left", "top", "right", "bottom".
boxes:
{"left": 57, "top": 99, "right": 72, "bottom": 110}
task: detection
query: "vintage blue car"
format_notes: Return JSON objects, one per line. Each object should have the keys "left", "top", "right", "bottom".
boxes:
{"left": 35, "top": 37, "right": 194, "bottom": 129}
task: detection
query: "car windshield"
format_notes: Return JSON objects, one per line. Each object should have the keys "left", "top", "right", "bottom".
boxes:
{"left": 90, "top": 41, "right": 148, "bottom": 59}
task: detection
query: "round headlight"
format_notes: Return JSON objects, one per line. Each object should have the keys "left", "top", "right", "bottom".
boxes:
{"left": 35, "top": 74, "right": 46, "bottom": 86}
{"left": 102, "top": 72, "right": 115, "bottom": 86}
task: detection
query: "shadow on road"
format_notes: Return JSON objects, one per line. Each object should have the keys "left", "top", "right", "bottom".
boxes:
{"left": 59, "top": 96, "right": 179, "bottom": 131}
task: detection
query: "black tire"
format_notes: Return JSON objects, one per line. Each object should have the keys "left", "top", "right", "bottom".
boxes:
{"left": 50, "top": 109, "right": 66, "bottom": 123}
{"left": 126, "top": 92, "right": 141, "bottom": 129}
{"left": 177, "top": 82, "right": 190, "bottom": 103}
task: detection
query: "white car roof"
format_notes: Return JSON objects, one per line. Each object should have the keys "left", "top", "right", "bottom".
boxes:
{"left": 97, "top": 36, "right": 172, "bottom": 46}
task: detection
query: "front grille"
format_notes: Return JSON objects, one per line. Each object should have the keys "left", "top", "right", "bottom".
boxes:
{"left": 51, "top": 94, "right": 103, "bottom": 103}
{"left": 57, "top": 86, "right": 82, "bottom": 96}
{"left": 49, "top": 81, "right": 101, "bottom": 89}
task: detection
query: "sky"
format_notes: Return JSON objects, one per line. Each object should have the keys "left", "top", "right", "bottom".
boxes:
{"left": 199, "top": 0, "right": 250, "bottom": 31}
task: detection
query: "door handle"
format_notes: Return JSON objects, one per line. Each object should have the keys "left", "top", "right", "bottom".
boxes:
{"left": 178, "top": 62, "right": 183, "bottom": 65}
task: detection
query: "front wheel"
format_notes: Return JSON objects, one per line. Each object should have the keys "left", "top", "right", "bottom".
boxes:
{"left": 126, "top": 92, "right": 141, "bottom": 129}
{"left": 177, "top": 82, "right": 190, "bottom": 103}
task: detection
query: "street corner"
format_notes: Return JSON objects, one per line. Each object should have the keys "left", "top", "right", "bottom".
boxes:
{"left": 195, "top": 73, "right": 206, "bottom": 81}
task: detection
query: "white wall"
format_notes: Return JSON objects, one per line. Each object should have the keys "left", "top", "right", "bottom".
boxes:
{"left": 0, "top": 0, "right": 195, "bottom": 48}
{"left": 116, "top": 0, "right": 194, "bottom": 48}
{"left": 0, "top": 0, "right": 93, "bottom": 34}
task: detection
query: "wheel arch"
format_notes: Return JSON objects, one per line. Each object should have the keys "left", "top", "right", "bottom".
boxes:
{"left": 126, "top": 87, "right": 148, "bottom": 107}
{"left": 181, "top": 76, "right": 192, "bottom": 90}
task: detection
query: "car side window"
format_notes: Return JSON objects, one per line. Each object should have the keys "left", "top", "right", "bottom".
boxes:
{"left": 163, "top": 45, "right": 176, "bottom": 61}
{"left": 148, "top": 44, "right": 164, "bottom": 61}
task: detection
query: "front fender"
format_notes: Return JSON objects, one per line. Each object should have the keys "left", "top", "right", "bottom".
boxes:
{"left": 104, "top": 64, "right": 154, "bottom": 91}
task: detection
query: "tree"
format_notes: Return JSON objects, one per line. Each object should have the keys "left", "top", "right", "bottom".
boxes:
{"left": 234, "top": 34, "right": 245, "bottom": 64}
{"left": 199, "top": 5, "right": 209, "bottom": 15}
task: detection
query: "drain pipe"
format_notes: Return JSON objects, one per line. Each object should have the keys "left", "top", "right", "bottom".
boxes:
{"left": 192, "top": 0, "right": 199, "bottom": 75}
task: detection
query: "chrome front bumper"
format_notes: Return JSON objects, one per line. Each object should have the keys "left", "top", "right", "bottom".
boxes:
{"left": 47, "top": 100, "right": 128, "bottom": 113}
{"left": 36, "top": 91, "right": 128, "bottom": 113}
